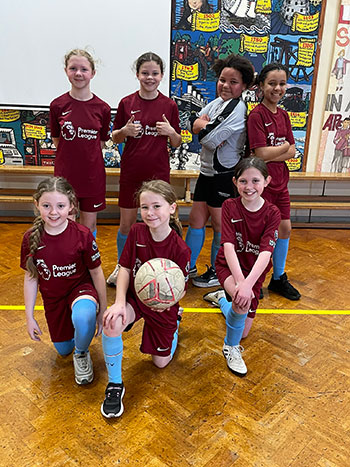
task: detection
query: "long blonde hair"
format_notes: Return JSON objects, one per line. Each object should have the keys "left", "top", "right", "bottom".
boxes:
{"left": 136, "top": 180, "right": 183, "bottom": 237}
{"left": 26, "top": 177, "right": 78, "bottom": 278}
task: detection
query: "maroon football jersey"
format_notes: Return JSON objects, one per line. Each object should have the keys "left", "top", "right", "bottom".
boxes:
{"left": 20, "top": 220, "right": 101, "bottom": 299}
{"left": 113, "top": 91, "right": 180, "bottom": 184}
{"left": 247, "top": 103, "right": 294, "bottom": 193}
{"left": 50, "top": 92, "right": 111, "bottom": 198}
{"left": 217, "top": 197, "right": 281, "bottom": 277}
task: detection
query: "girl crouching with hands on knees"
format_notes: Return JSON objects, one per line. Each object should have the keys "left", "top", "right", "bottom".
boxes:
{"left": 20, "top": 177, "right": 107, "bottom": 385}
{"left": 101, "top": 180, "right": 191, "bottom": 418}
{"left": 203, "top": 158, "right": 280, "bottom": 376}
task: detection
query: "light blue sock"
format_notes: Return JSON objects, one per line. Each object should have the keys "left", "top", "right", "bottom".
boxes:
{"left": 102, "top": 332, "right": 123, "bottom": 383}
{"left": 53, "top": 339, "right": 75, "bottom": 356}
{"left": 185, "top": 226, "right": 206, "bottom": 269}
{"left": 219, "top": 296, "right": 231, "bottom": 319}
{"left": 92, "top": 229, "right": 97, "bottom": 239}
{"left": 170, "top": 320, "right": 181, "bottom": 358}
{"left": 72, "top": 299, "right": 97, "bottom": 353}
{"left": 211, "top": 231, "right": 221, "bottom": 268}
{"left": 273, "top": 238, "right": 290, "bottom": 279}
{"left": 225, "top": 308, "right": 248, "bottom": 347}
{"left": 117, "top": 231, "right": 128, "bottom": 261}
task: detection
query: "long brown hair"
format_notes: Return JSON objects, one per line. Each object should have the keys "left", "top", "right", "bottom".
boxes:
{"left": 26, "top": 177, "right": 78, "bottom": 278}
{"left": 136, "top": 180, "right": 183, "bottom": 236}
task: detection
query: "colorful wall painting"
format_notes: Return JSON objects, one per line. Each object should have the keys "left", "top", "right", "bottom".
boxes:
{"left": 169, "top": 0, "right": 324, "bottom": 172}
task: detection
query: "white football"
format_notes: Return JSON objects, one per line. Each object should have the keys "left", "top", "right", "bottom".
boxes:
{"left": 134, "top": 258, "right": 185, "bottom": 310}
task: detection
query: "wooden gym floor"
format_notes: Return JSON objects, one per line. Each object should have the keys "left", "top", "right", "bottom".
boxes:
{"left": 1, "top": 223, "right": 350, "bottom": 466}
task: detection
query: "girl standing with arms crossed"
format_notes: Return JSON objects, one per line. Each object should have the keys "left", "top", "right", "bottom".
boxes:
{"left": 20, "top": 177, "right": 107, "bottom": 385}
{"left": 247, "top": 63, "right": 300, "bottom": 300}
{"left": 101, "top": 180, "right": 191, "bottom": 418}
{"left": 185, "top": 54, "right": 255, "bottom": 288}
{"left": 50, "top": 49, "right": 111, "bottom": 237}
{"left": 204, "top": 158, "right": 280, "bottom": 375}
{"left": 107, "top": 52, "right": 182, "bottom": 286}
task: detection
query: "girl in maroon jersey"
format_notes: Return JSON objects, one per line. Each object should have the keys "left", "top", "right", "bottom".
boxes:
{"left": 101, "top": 180, "right": 191, "bottom": 418}
{"left": 247, "top": 63, "right": 300, "bottom": 301}
{"left": 50, "top": 49, "right": 111, "bottom": 237}
{"left": 20, "top": 177, "right": 107, "bottom": 386}
{"left": 203, "top": 158, "right": 281, "bottom": 376}
{"left": 106, "top": 52, "right": 182, "bottom": 286}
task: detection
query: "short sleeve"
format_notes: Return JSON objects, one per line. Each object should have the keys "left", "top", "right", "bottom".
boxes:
{"left": 82, "top": 231, "right": 102, "bottom": 270}
{"left": 100, "top": 104, "right": 111, "bottom": 142}
{"left": 221, "top": 199, "right": 237, "bottom": 246}
{"left": 259, "top": 206, "right": 281, "bottom": 253}
{"left": 112, "top": 99, "right": 127, "bottom": 131}
{"left": 49, "top": 100, "right": 61, "bottom": 138}
{"left": 20, "top": 232, "right": 31, "bottom": 270}
{"left": 247, "top": 111, "right": 268, "bottom": 150}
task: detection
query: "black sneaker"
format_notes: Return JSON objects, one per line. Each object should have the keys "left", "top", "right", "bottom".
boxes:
{"left": 188, "top": 266, "right": 197, "bottom": 278}
{"left": 192, "top": 265, "right": 220, "bottom": 288}
{"left": 268, "top": 273, "right": 301, "bottom": 301}
{"left": 101, "top": 382, "right": 125, "bottom": 418}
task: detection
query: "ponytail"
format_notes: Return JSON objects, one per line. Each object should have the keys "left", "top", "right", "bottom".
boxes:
{"left": 26, "top": 216, "right": 45, "bottom": 278}
{"left": 170, "top": 213, "right": 183, "bottom": 237}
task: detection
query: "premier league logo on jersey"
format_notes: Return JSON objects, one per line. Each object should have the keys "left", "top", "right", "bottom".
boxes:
{"left": 61, "top": 121, "right": 76, "bottom": 141}
{"left": 36, "top": 259, "right": 51, "bottom": 280}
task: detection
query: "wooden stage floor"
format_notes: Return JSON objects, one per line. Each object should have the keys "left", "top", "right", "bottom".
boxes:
{"left": 1, "top": 223, "right": 350, "bottom": 466}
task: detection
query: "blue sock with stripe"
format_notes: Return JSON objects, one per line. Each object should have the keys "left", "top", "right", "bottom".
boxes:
{"left": 273, "top": 238, "right": 290, "bottom": 279}
{"left": 224, "top": 308, "right": 247, "bottom": 347}
{"left": 72, "top": 299, "right": 97, "bottom": 353}
{"left": 102, "top": 332, "right": 123, "bottom": 384}
{"left": 170, "top": 320, "right": 181, "bottom": 359}
{"left": 185, "top": 226, "right": 206, "bottom": 269}
{"left": 219, "top": 296, "right": 231, "bottom": 319}
{"left": 211, "top": 231, "right": 221, "bottom": 268}
{"left": 117, "top": 231, "right": 128, "bottom": 262}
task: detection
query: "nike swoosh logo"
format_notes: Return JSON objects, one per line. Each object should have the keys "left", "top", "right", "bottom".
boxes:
{"left": 131, "top": 110, "right": 140, "bottom": 114}
{"left": 265, "top": 122, "right": 272, "bottom": 126}
{"left": 37, "top": 245, "right": 46, "bottom": 250}
{"left": 62, "top": 110, "right": 71, "bottom": 116}
{"left": 94, "top": 202, "right": 103, "bottom": 208}
{"left": 157, "top": 347, "right": 170, "bottom": 352}
{"left": 136, "top": 243, "right": 146, "bottom": 247}
{"left": 231, "top": 219, "right": 243, "bottom": 223}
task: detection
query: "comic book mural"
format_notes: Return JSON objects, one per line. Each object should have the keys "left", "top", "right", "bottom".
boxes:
{"left": 0, "top": 109, "right": 121, "bottom": 168}
{"left": 170, "top": 0, "right": 324, "bottom": 172}
{"left": 318, "top": 0, "right": 350, "bottom": 173}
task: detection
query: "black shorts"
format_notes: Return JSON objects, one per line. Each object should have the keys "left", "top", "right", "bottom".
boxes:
{"left": 193, "top": 172, "right": 238, "bottom": 208}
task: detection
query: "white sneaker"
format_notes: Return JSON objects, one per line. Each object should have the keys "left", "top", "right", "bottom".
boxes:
{"left": 203, "top": 288, "right": 226, "bottom": 307}
{"left": 222, "top": 344, "right": 247, "bottom": 376}
{"left": 73, "top": 351, "right": 94, "bottom": 385}
{"left": 106, "top": 264, "right": 120, "bottom": 287}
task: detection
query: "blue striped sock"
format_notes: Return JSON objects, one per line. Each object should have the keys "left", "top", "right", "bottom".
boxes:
{"left": 102, "top": 332, "right": 123, "bottom": 384}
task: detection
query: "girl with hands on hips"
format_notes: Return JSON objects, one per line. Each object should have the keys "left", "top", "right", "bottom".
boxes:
{"left": 106, "top": 52, "right": 181, "bottom": 287}
{"left": 20, "top": 177, "right": 107, "bottom": 386}
{"left": 101, "top": 180, "right": 190, "bottom": 419}
{"left": 203, "top": 158, "right": 280, "bottom": 377}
